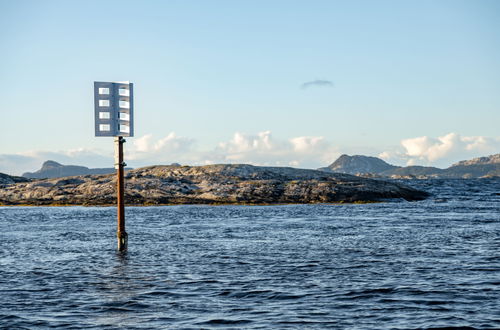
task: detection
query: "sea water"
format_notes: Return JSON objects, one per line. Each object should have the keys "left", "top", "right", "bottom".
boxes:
{"left": 0, "top": 179, "right": 499, "bottom": 329}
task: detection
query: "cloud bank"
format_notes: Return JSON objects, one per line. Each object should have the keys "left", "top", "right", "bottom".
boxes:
{"left": 380, "top": 133, "right": 500, "bottom": 167}
{"left": 0, "top": 131, "right": 340, "bottom": 176}
{"left": 129, "top": 132, "right": 195, "bottom": 164}
{"left": 301, "top": 79, "right": 334, "bottom": 89}
{"left": 1, "top": 132, "right": 498, "bottom": 176}
{"left": 211, "top": 131, "right": 339, "bottom": 167}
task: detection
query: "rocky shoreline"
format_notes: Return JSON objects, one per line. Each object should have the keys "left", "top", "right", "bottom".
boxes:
{"left": 0, "top": 164, "right": 430, "bottom": 206}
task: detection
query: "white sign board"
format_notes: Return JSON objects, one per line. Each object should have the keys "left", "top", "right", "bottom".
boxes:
{"left": 94, "top": 81, "right": 134, "bottom": 137}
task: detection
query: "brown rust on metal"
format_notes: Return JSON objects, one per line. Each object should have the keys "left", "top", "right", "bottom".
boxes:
{"left": 116, "top": 136, "right": 128, "bottom": 251}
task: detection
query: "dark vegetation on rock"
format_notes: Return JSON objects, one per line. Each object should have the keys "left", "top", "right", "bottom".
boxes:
{"left": 0, "top": 164, "right": 429, "bottom": 206}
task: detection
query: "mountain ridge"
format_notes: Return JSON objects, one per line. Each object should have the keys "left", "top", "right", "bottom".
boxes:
{"left": 320, "top": 154, "right": 500, "bottom": 179}
{"left": 22, "top": 160, "right": 132, "bottom": 179}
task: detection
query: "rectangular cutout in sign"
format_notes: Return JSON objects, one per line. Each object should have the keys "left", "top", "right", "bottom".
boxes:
{"left": 99, "top": 112, "right": 110, "bottom": 119}
{"left": 119, "top": 88, "right": 130, "bottom": 96}
{"left": 119, "top": 100, "right": 129, "bottom": 108}
{"left": 119, "top": 125, "right": 130, "bottom": 133}
{"left": 99, "top": 99, "right": 110, "bottom": 107}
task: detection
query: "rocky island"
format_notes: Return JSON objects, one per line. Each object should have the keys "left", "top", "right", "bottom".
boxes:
{"left": 0, "top": 164, "right": 429, "bottom": 206}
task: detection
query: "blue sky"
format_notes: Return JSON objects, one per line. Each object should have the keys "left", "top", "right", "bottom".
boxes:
{"left": 1, "top": 0, "right": 499, "bottom": 175}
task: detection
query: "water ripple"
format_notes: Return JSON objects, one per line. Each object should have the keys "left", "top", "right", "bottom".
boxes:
{"left": 0, "top": 179, "right": 499, "bottom": 328}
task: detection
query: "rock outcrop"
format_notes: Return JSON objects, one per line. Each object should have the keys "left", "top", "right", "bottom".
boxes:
{"left": 0, "top": 164, "right": 429, "bottom": 206}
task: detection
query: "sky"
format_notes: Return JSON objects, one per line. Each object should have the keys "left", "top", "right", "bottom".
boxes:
{"left": 1, "top": 0, "right": 499, "bottom": 175}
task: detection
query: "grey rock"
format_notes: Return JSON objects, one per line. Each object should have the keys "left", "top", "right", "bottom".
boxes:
{"left": 0, "top": 164, "right": 429, "bottom": 206}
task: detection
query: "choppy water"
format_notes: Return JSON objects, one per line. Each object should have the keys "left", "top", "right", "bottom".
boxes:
{"left": 0, "top": 179, "right": 499, "bottom": 329}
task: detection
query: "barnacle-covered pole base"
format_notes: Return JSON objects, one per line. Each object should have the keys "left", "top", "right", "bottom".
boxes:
{"left": 117, "top": 231, "right": 128, "bottom": 251}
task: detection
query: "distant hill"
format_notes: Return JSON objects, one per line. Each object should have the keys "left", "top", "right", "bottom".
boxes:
{"left": 319, "top": 154, "right": 400, "bottom": 175}
{"left": 320, "top": 154, "right": 500, "bottom": 179}
{"left": 22, "top": 160, "right": 131, "bottom": 179}
{"left": 380, "top": 165, "right": 443, "bottom": 177}
{"left": 443, "top": 154, "right": 500, "bottom": 178}
{"left": 452, "top": 154, "right": 500, "bottom": 166}
{"left": 0, "top": 173, "right": 30, "bottom": 184}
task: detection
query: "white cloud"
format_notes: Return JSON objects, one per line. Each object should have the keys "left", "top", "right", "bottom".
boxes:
{"left": 210, "top": 131, "right": 339, "bottom": 168}
{"left": 131, "top": 132, "right": 193, "bottom": 155}
{"left": 382, "top": 133, "right": 500, "bottom": 167}
{"left": 290, "top": 136, "right": 325, "bottom": 152}
{"left": 127, "top": 132, "right": 195, "bottom": 165}
{"left": 133, "top": 134, "right": 154, "bottom": 153}
{"left": 217, "top": 131, "right": 276, "bottom": 154}
{"left": 378, "top": 151, "right": 392, "bottom": 160}
{"left": 401, "top": 133, "right": 461, "bottom": 162}
{"left": 2, "top": 131, "right": 498, "bottom": 176}
{"left": 111, "top": 131, "right": 339, "bottom": 169}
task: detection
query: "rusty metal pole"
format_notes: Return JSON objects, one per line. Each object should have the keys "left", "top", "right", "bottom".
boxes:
{"left": 115, "top": 136, "right": 128, "bottom": 251}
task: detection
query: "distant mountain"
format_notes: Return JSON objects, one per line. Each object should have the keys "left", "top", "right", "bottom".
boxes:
{"left": 321, "top": 154, "right": 500, "bottom": 179}
{"left": 380, "top": 165, "right": 444, "bottom": 177}
{"left": 22, "top": 160, "right": 131, "bottom": 179}
{"left": 0, "top": 173, "right": 30, "bottom": 184}
{"left": 443, "top": 154, "right": 500, "bottom": 178}
{"left": 320, "top": 154, "right": 400, "bottom": 175}
{"left": 451, "top": 154, "right": 500, "bottom": 167}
